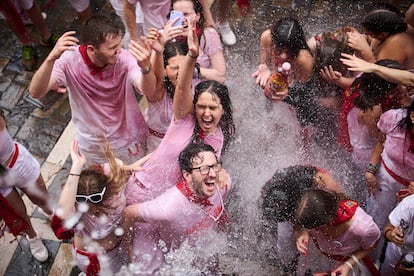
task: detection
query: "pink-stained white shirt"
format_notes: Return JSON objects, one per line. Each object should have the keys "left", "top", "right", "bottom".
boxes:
{"left": 198, "top": 27, "right": 223, "bottom": 69}
{"left": 130, "top": 179, "right": 231, "bottom": 273}
{"left": 388, "top": 194, "right": 414, "bottom": 255}
{"left": 309, "top": 207, "right": 380, "bottom": 257}
{"left": 145, "top": 93, "right": 173, "bottom": 152}
{"left": 127, "top": 0, "right": 170, "bottom": 31}
{"left": 347, "top": 107, "right": 377, "bottom": 168}
{"left": 51, "top": 47, "right": 149, "bottom": 164}
{"left": 125, "top": 113, "right": 223, "bottom": 205}
{"left": 378, "top": 109, "right": 414, "bottom": 179}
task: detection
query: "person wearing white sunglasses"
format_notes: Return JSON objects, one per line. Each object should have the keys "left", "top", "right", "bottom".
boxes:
{"left": 51, "top": 140, "right": 147, "bottom": 275}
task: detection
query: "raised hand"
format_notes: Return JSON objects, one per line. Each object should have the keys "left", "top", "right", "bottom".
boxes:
{"left": 320, "top": 65, "right": 343, "bottom": 86}
{"left": 129, "top": 37, "right": 152, "bottom": 70}
{"left": 187, "top": 16, "right": 199, "bottom": 58}
{"left": 48, "top": 31, "right": 79, "bottom": 61}
{"left": 70, "top": 140, "right": 85, "bottom": 174}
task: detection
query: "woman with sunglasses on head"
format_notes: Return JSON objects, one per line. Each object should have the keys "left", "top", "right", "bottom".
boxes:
{"left": 52, "top": 140, "right": 147, "bottom": 275}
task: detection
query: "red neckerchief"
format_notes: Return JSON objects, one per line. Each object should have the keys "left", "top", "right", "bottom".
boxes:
{"left": 79, "top": 44, "right": 105, "bottom": 80}
{"left": 338, "top": 84, "right": 361, "bottom": 152}
{"left": 198, "top": 128, "right": 205, "bottom": 140}
{"left": 176, "top": 180, "right": 212, "bottom": 206}
{"left": 328, "top": 200, "right": 358, "bottom": 226}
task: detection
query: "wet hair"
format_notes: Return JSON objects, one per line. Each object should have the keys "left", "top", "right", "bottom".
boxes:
{"left": 271, "top": 18, "right": 310, "bottom": 59}
{"left": 192, "top": 80, "right": 235, "bottom": 152}
{"left": 77, "top": 142, "right": 128, "bottom": 210}
{"left": 163, "top": 40, "right": 189, "bottom": 99}
{"left": 397, "top": 99, "right": 414, "bottom": 130}
{"left": 314, "top": 37, "right": 353, "bottom": 77}
{"left": 371, "top": 2, "right": 405, "bottom": 18}
{"left": 352, "top": 59, "right": 401, "bottom": 111}
{"left": 80, "top": 15, "right": 124, "bottom": 48}
{"left": 296, "top": 190, "right": 348, "bottom": 229}
{"left": 361, "top": 9, "right": 407, "bottom": 35}
{"left": 178, "top": 140, "right": 216, "bottom": 173}
{"left": 260, "top": 165, "right": 318, "bottom": 223}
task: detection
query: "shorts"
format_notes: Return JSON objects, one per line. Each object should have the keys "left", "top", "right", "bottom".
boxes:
{"left": 0, "top": 143, "right": 40, "bottom": 197}
{"left": 68, "top": 0, "right": 89, "bottom": 12}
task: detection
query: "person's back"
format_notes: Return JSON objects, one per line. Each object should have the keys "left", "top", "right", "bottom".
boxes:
{"left": 376, "top": 31, "right": 414, "bottom": 69}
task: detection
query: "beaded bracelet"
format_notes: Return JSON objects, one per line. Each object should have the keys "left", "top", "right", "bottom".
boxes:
{"left": 365, "top": 163, "right": 378, "bottom": 175}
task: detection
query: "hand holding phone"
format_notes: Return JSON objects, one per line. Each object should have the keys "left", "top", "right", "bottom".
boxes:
{"left": 170, "top": 10, "right": 183, "bottom": 27}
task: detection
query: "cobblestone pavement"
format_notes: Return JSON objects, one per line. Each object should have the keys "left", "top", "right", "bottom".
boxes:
{"left": 0, "top": 0, "right": 410, "bottom": 275}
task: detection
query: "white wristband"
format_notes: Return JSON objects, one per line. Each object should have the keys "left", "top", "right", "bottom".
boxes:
{"left": 345, "top": 261, "right": 353, "bottom": 269}
{"left": 351, "top": 255, "right": 360, "bottom": 265}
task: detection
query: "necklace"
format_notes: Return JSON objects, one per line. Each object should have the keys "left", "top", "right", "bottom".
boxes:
{"left": 193, "top": 185, "right": 224, "bottom": 222}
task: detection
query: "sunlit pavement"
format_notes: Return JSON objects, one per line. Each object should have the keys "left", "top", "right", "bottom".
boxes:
{"left": 0, "top": 0, "right": 406, "bottom": 274}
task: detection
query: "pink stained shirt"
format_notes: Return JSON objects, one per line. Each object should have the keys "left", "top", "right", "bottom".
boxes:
{"left": 309, "top": 207, "right": 380, "bottom": 257}
{"left": 127, "top": 0, "right": 170, "bottom": 31}
{"left": 145, "top": 93, "right": 173, "bottom": 153}
{"left": 51, "top": 47, "right": 149, "bottom": 163}
{"left": 347, "top": 107, "right": 377, "bottom": 168}
{"left": 198, "top": 27, "right": 223, "bottom": 69}
{"left": 378, "top": 109, "right": 414, "bottom": 179}
{"left": 138, "top": 180, "right": 231, "bottom": 248}
{"left": 125, "top": 113, "right": 223, "bottom": 205}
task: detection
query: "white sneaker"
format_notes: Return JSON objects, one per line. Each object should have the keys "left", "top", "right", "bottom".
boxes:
{"left": 28, "top": 236, "right": 48, "bottom": 262}
{"left": 217, "top": 21, "right": 236, "bottom": 46}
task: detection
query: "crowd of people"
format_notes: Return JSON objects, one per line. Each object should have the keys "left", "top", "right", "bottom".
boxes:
{"left": 1, "top": 0, "right": 414, "bottom": 275}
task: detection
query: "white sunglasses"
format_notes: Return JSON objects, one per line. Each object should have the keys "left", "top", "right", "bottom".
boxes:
{"left": 75, "top": 187, "right": 107, "bottom": 204}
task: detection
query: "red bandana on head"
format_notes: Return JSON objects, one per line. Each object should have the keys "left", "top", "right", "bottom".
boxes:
{"left": 79, "top": 45, "right": 105, "bottom": 80}
{"left": 328, "top": 200, "right": 358, "bottom": 227}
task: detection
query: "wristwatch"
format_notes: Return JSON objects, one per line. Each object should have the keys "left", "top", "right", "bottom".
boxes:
{"left": 194, "top": 62, "right": 201, "bottom": 79}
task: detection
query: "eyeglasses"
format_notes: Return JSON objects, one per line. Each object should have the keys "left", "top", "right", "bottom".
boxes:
{"left": 75, "top": 187, "right": 107, "bottom": 204}
{"left": 191, "top": 162, "right": 222, "bottom": 175}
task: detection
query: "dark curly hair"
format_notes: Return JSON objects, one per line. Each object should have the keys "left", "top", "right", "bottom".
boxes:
{"left": 260, "top": 165, "right": 317, "bottom": 223}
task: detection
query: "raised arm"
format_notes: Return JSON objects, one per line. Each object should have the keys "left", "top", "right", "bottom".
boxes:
{"left": 129, "top": 37, "right": 157, "bottom": 98}
{"left": 173, "top": 17, "right": 199, "bottom": 121}
{"left": 341, "top": 53, "right": 414, "bottom": 88}
{"left": 146, "top": 20, "right": 184, "bottom": 102}
{"left": 29, "top": 31, "right": 79, "bottom": 98}
{"left": 57, "top": 140, "right": 85, "bottom": 220}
